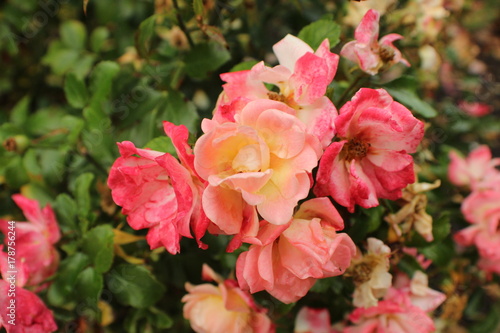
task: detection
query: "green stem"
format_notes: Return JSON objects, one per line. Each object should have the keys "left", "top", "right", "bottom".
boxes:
{"left": 172, "top": 0, "right": 195, "bottom": 48}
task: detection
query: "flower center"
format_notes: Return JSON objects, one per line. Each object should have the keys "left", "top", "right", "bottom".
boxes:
{"left": 379, "top": 45, "right": 396, "bottom": 63}
{"left": 232, "top": 144, "right": 262, "bottom": 173}
{"left": 341, "top": 138, "right": 370, "bottom": 161}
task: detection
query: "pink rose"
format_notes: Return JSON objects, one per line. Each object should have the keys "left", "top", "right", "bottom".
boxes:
{"left": 314, "top": 88, "right": 424, "bottom": 212}
{"left": 182, "top": 264, "right": 274, "bottom": 333}
{"left": 454, "top": 190, "right": 500, "bottom": 262}
{"left": 107, "top": 122, "right": 209, "bottom": 254}
{"left": 236, "top": 198, "right": 356, "bottom": 303}
{"left": 0, "top": 280, "right": 58, "bottom": 333}
{"left": 448, "top": 145, "right": 500, "bottom": 191}
{"left": 392, "top": 271, "right": 446, "bottom": 313}
{"left": 0, "top": 195, "right": 60, "bottom": 290}
{"left": 294, "top": 307, "right": 335, "bottom": 333}
{"left": 194, "top": 99, "right": 322, "bottom": 243}
{"left": 215, "top": 34, "right": 339, "bottom": 147}
{"left": 458, "top": 101, "right": 493, "bottom": 117}
{"left": 345, "top": 288, "right": 437, "bottom": 333}
{"left": 341, "top": 9, "right": 410, "bottom": 75}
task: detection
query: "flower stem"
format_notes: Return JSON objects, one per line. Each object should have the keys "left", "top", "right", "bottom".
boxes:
{"left": 172, "top": 0, "right": 195, "bottom": 48}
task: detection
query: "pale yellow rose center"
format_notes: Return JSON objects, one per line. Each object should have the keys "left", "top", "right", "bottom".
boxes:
{"left": 232, "top": 144, "right": 262, "bottom": 173}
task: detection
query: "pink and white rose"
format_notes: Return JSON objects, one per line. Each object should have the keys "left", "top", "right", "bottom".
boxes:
{"left": 108, "top": 122, "right": 209, "bottom": 254}
{"left": 294, "top": 307, "right": 335, "bottom": 333}
{"left": 341, "top": 9, "right": 410, "bottom": 75}
{"left": 236, "top": 198, "right": 356, "bottom": 303}
{"left": 314, "top": 88, "right": 424, "bottom": 212}
{"left": 0, "top": 195, "right": 60, "bottom": 290}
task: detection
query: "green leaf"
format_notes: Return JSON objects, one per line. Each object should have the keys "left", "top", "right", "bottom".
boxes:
{"left": 90, "top": 27, "right": 110, "bottom": 53}
{"left": 298, "top": 19, "right": 341, "bottom": 49}
{"left": 73, "top": 172, "right": 95, "bottom": 232}
{"left": 193, "top": 0, "right": 204, "bottom": 16}
{"left": 60, "top": 20, "right": 87, "bottom": 50}
{"left": 4, "top": 156, "right": 29, "bottom": 188}
{"left": 384, "top": 87, "right": 437, "bottom": 118}
{"left": 75, "top": 267, "right": 104, "bottom": 303}
{"left": 136, "top": 15, "right": 157, "bottom": 58}
{"left": 54, "top": 193, "right": 78, "bottom": 231}
{"left": 10, "top": 95, "right": 30, "bottom": 126}
{"left": 184, "top": 42, "right": 231, "bottom": 79}
{"left": 48, "top": 252, "right": 90, "bottom": 307}
{"left": 159, "top": 91, "right": 199, "bottom": 133}
{"left": 64, "top": 73, "right": 89, "bottom": 108}
{"left": 106, "top": 264, "right": 166, "bottom": 308}
{"left": 406, "top": 213, "right": 451, "bottom": 248}
{"left": 230, "top": 60, "right": 259, "bottom": 72}
{"left": 144, "top": 136, "right": 176, "bottom": 155}
{"left": 147, "top": 307, "right": 173, "bottom": 329}
{"left": 348, "top": 206, "right": 385, "bottom": 243}
{"left": 89, "top": 61, "right": 120, "bottom": 107}
{"left": 82, "top": 225, "right": 115, "bottom": 273}
{"left": 420, "top": 238, "right": 455, "bottom": 267}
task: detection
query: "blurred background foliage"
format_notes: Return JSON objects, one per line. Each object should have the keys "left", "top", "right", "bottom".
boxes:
{"left": 0, "top": 0, "right": 499, "bottom": 332}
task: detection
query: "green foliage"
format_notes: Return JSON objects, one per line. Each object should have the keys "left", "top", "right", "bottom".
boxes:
{"left": 298, "top": 19, "right": 341, "bottom": 49}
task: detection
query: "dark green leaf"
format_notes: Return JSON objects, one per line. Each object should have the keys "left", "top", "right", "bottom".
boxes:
{"left": 82, "top": 225, "right": 115, "bottom": 273}
{"left": 54, "top": 193, "right": 78, "bottom": 231}
{"left": 60, "top": 20, "right": 87, "bottom": 50}
{"left": 159, "top": 91, "right": 199, "bottom": 133}
{"left": 10, "top": 95, "right": 30, "bottom": 126}
{"left": 193, "top": 0, "right": 204, "bottom": 16}
{"left": 73, "top": 172, "right": 95, "bottom": 231}
{"left": 384, "top": 87, "right": 437, "bottom": 118}
{"left": 90, "top": 27, "right": 110, "bottom": 53}
{"left": 75, "top": 267, "right": 104, "bottom": 303}
{"left": 298, "top": 19, "right": 341, "bottom": 49}
{"left": 136, "top": 15, "right": 157, "bottom": 58}
{"left": 147, "top": 307, "right": 173, "bottom": 329}
{"left": 89, "top": 61, "right": 120, "bottom": 107}
{"left": 106, "top": 264, "right": 165, "bottom": 308}
{"left": 48, "top": 252, "right": 90, "bottom": 307}
{"left": 64, "top": 73, "right": 89, "bottom": 108}
{"left": 144, "top": 136, "right": 176, "bottom": 155}
{"left": 184, "top": 42, "right": 231, "bottom": 79}
{"left": 230, "top": 60, "right": 259, "bottom": 72}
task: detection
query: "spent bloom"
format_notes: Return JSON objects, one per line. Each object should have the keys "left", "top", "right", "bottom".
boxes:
{"left": 182, "top": 264, "right": 274, "bottom": 333}
{"left": 0, "top": 195, "right": 61, "bottom": 290}
{"left": 341, "top": 9, "right": 410, "bottom": 75}
{"left": 314, "top": 88, "right": 424, "bottom": 212}
{"left": 194, "top": 99, "right": 322, "bottom": 244}
{"left": 236, "top": 198, "right": 356, "bottom": 303}
{"left": 347, "top": 238, "right": 392, "bottom": 308}
{"left": 216, "top": 34, "right": 339, "bottom": 147}
{"left": 108, "top": 122, "right": 209, "bottom": 254}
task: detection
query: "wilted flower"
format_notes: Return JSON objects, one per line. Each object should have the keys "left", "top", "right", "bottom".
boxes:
{"left": 314, "top": 88, "right": 424, "bottom": 212}
{"left": 182, "top": 264, "right": 274, "bottom": 333}
{"left": 347, "top": 238, "right": 392, "bottom": 308}
{"left": 341, "top": 9, "right": 410, "bottom": 75}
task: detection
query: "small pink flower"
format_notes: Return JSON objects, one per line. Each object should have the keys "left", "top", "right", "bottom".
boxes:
{"left": 345, "top": 287, "right": 438, "bottom": 333}
{"left": 195, "top": 99, "right": 322, "bottom": 242}
{"left": 448, "top": 145, "right": 500, "bottom": 191}
{"left": 454, "top": 190, "right": 500, "bottom": 262}
{"left": 458, "top": 101, "right": 493, "bottom": 117}
{"left": 341, "top": 9, "right": 410, "bottom": 75}
{"left": 314, "top": 88, "right": 424, "bottom": 212}
{"left": 215, "top": 34, "right": 339, "bottom": 147}
{"left": 393, "top": 271, "right": 446, "bottom": 313}
{"left": 107, "top": 122, "right": 209, "bottom": 254}
{"left": 0, "top": 280, "right": 58, "bottom": 333}
{"left": 182, "top": 264, "right": 274, "bottom": 333}
{"left": 0, "top": 195, "right": 60, "bottom": 290}
{"left": 236, "top": 198, "right": 356, "bottom": 303}
{"left": 294, "top": 307, "right": 335, "bottom": 333}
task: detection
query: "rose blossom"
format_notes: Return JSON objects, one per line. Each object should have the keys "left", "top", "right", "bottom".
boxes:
{"left": 294, "top": 307, "right": 335, "bottom": 333}
{"left": 236, "top": 198, "right": 356, "bottom": 303}
{"left": 454, "top": 190, "right": 500, "bottom": 263}
{"left": 341, "top": 9, "right": 410, "bottom": 75}
{"left": 448, "top": 145, "right": 500, "bottom": 191}
{"left": 182, "top": 264, "right": 274, "bottom": 333}
{"left": 194, "top": 99, "right": 322, "bottom": 245}
{"left": 215, "top": 34, "right": 339, "bottom": 147}
{"left": 314, "top": 88, "right": 424, "bottom": 212}
{"left": 0, "top": 280, "right": 58, "bottom": 333}
{"left": 108, "top": 122, "right": 209, "bottom": 254}
{"left": 458, "top": 101, "right": 493, "bottom": 117}
{"left": 0, "top": 195, "right": 60, "bottom": 290}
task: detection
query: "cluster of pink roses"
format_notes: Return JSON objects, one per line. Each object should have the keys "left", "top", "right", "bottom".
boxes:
{"left": 449, "top": 145, "right": 500, "bottom": 276}
{"left": 108, "top": 9, "right": 426, "bottom": 332}
{"left": 0, "top": 195, "right": 58, "bottom": 332}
